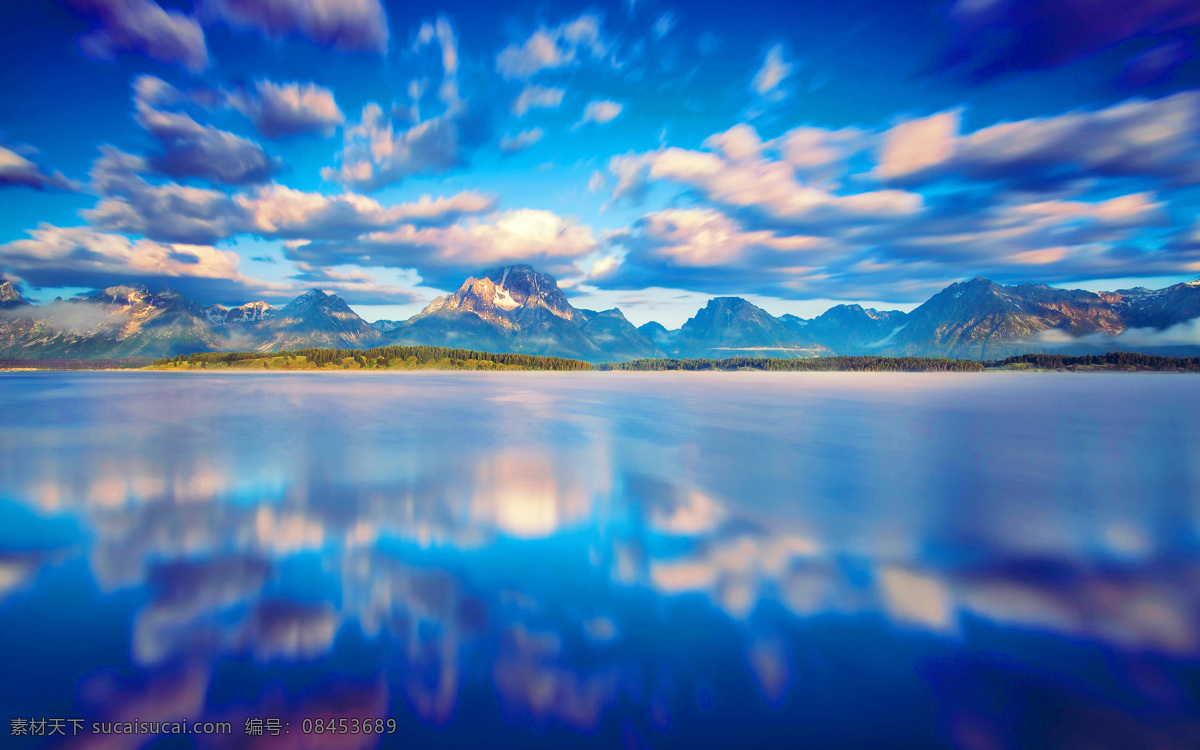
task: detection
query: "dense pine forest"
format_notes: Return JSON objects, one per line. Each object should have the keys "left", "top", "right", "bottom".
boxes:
{"left": 603, "top": 352, "right": 1200, "bottom": 372}
{"left": 151, "top": 345, "right": 593, "bottom": 371}
{"left": 599, "top": 356, "right": 986, "bottom": 372}
{"left": 0, "top": 358, "right": 155, "bottom": 370}
{"left": 990, "top": 352, "right": 1200, "bottom": 371}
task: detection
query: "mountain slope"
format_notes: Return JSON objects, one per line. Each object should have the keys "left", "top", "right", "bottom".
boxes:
{"left": 0, "top": 285, "right": 227, "bottom": 359}
{"left": 377, "top": 265, "right": 659, "bottom": 362}
{"left": 1116, "top": 281, "right": 1200, "bottom": 329}
{"left": 255, "top": 290, "right": 379, "bottom": 350}
{"left": 781, "top": 305, "right": 908, "bottom": 355}
{"left": 637, "top": 321, "right": 674, "bottom": 350}
{"left": 0, "top": 281, "right": 31, "bottom": 310}
{"left": 579, "top": 308, "right": 666, "bottom": 360}
{"left": 668, "top": 297, "right": 830, "bottom": 358}
{"left": 883, "top": 278, "right": 1128, "bottom": 358}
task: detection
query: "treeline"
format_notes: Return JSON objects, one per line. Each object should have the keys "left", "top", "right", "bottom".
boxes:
{"left": 0, "top": 358, "right": 154, "bottom": 370}
{"left": 990, "top": 352, "right": 1200, "bottom": 371}
{"left": 152, "top": 345, "right": 593, "bottom": 371}
{"left": 598, "top": 356, "right": 986, "bottom": 372}
{"left": 124, "top": 349, "right": 1200, "bottom": 374}
{"left": 598, "top": 352, "right": 1200, "bottom": 372}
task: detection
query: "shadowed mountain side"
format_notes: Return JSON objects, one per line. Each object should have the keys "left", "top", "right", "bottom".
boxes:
{"left": 376, "top": 310, "right": 514, "bottom": 354}
{"left": 666, "top": 297, "right": 832, "bottom": 359}
{"left": 886, "top": 277, "right": 1129, "bottom": 359}
{"left": 781, "top": 305, "right": 909, "bottom": 355}
{"left": 258, "top": 289, "right": 380, "bottom": 351}
{"left": 579, "top": 309, "right": 666, "bottom": 360}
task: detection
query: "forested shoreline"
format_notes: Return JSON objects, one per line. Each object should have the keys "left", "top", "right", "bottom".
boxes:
{"left": 3, "top": 349, "right": 1199, "bottom": 373}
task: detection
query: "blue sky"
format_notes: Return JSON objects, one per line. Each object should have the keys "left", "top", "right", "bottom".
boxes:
{"left": 1, "top": 0, "right": 1199, "bottom": 326}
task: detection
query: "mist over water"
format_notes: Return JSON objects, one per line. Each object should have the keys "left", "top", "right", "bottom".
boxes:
{"left": 0, "top": 371, "right": 1198, "bottom": 749}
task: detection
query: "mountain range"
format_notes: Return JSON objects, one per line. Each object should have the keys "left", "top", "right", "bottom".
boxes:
{"left": 1, "top": 266, "right": 1198, "bottom": 361}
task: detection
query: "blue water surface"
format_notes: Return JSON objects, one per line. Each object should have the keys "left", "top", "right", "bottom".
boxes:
{"left": 0, "top": 371, "right": 1198, "bottom": 749}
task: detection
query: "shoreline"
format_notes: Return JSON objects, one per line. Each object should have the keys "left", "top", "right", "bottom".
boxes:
{"left": 3, "top": 366, "right": 1197, "bottom": 375}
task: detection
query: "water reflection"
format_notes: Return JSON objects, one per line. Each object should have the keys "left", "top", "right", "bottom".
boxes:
{"left": 0, "top": 372, "right": 1198, "bottom": 748}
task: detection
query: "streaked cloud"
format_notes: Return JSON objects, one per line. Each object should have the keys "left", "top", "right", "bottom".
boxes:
{"left": 69, "top": 0, "right": 208, "bottom": 71}
{"left": 202, "top": 0, "right": 389, "bottom": 53}
{"left": 133, "top": 77, "right": 277, "bottom": 185}
{"left": 0, "top": 145, "right": 79, "bottom": 191}
{"left": 499, "top": 128, "right": 544, "bottom": 154}
{"left": 937, "top": 0, "right": 1200, "bottom": 82}
{"left": 610, "top": 124, "right": 922, "bottom": 229}
{"left": 84, "top": 147, "right": 496, "bottom": 244}
{"left": 321, "top": 101, "right": 487, "bottom": 192}
{"left": 512, "top": 84, "right": 565, "bottom": 117}
{"left": 877, "top": 92, "right": 1200, "bottom": 186}
{"left": 576, "top": 99, "right": 624, "bottom": 127}
{"left": 496, "top": 13, "right": 608, "bottom": 80}
{"left": 228, "top": 80, "right": 344, "bottom": 139}
{"left": 287, "top": 208, "right": 600, "bottom": 289}
{"left": 0, "top": 223, "right": 275, "bottom": 299}
{"left": 752, "top": 44, "right": 793, "bottom": 98}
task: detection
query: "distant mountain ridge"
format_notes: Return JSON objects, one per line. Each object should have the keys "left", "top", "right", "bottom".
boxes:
{"left": 1, "top": 270, "right": 1199, "bottom": 361}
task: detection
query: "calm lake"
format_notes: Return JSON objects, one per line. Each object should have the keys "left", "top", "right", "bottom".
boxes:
{"left": 1, "top": 371, "right": 1198, "bottom": 749}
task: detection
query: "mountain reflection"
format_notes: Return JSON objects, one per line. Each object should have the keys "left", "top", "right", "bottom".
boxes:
{"left": 0, "top": 372, "right": 1198, "bottom": 748}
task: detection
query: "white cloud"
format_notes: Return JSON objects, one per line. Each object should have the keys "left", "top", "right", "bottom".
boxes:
{"left": 499, "top": 128, "right": 544, "bottom": 154}
{"left": 363, "top": 209, "right": 597, "bottom": 263}
{"left": 512, "top": 85, "right": 565, "bottom": 117}
{"left": 630, "top": 208, "right": 825, "bottom": 267}
{"left": 323, "top": 17, "right": 476, "bottom": 192}
{"left": 132, "top": 80, "right": 277, "bottom": 185}
{"left": 240, "top": 184, "right": 496, "bottom": 237}
{"left": 321, "top": 102, "right": 482, "bottom": 192}
{"left": 0, "top": 146, "right": 78, "bottom": 191}
{"left": 204, "top": 0, "right": 389, "bottom": 53}
{"left": 877, "top": 91, "right": 1200, "bottom": 185}
{"left": 413, "top": 16, "right": 460, "bottom": 106}
{"left": 286, "top": 209, "right": 601, "bottom": 288}
{"left": 228, "top": 80, "right": 344, "bottom": 139}
{"left": 752, "top": 44, "right": 793, "bottom": 98}
{"left": 496, "top": 13, "right": 608, "bottom": 80}
{"left": 576, "top": 100, "right": 624, "bottom": 128}
{"left": 609, "top": 124, "right": 922, "bottom": 227}
{"left": 133, "top": 75, "right": 186, "bottom": 108}
{"left": 71, "top": 0, "right": 208, "bottom": 71}
{"left": 653, "top": 12, "right": 676, "bottom": 41}
{"left": 0, "top": 224, "right": 254, "bottom": 288}
{"left": 876, "top": 112, "right": 961, "bottom": 181}
{"left": 588, "top": 170, "right": 607, "bottom": 193}
{"left": 85, "top": 148, "right": 496, "bottom": 244}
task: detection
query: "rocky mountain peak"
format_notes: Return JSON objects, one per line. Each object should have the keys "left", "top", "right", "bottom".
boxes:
{"left": 0, "top": 280, "right": 30, "bottom": 309}
{"left": 296, "top": 289, "right": 327, "bottom": 300}
{"left": 206, "top": 300, "right": 275, "bottom": 325}
{"left": 91, "top": 284, "right": 152, "bottom": 306}
{"left": 281, "top": 289, "right": 355, "bottom": 317}
{"left": 420, "top": 265, "right": 580, "bottom": 324}
{"left": 691, "top": 297, "right": 773, "bottom": 326}
{"left": 817, "top": 304, "right": 866, "bottom": 321}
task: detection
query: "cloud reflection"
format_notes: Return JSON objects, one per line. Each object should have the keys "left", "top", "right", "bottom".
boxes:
{"left": 0, "top": 373, "right": 1197, "bottom": 745}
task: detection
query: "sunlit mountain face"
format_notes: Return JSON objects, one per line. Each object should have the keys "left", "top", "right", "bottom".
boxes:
{"left": 1, "top": 0, "right": 1200, "bottom": 331}
{"left": 1, "top": 373, "right": 1199, "bottom": 748}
